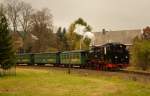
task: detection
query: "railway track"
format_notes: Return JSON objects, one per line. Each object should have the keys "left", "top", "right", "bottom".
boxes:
{"left": 120, "top": 69, "right": 150, "bottom": 76}
{"left": 17, "top": 65, "right": 150, "bottom": 78}
{"left": 17, "top": 65, "right": 150, "bottom": 84}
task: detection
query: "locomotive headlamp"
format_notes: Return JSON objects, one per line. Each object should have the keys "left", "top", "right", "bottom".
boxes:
{"left": 115, "top": 56, "right": 118, "bottom": 58}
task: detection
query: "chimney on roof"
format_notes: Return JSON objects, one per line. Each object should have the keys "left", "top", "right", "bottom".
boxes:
{"left": 102, "top": 29, "right": 106, "bottom": 35}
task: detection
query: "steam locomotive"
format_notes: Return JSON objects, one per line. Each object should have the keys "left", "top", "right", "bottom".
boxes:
{"left": 17, "top": 42, "right": 129, "bottom": 70}
{"left": 87, "top": 43, "right": 129, "bottom": 70}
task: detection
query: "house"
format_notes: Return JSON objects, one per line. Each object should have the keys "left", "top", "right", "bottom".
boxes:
{"left": 93, "top": 29, "right": 142, "bottom": 46}
{"left": 12, "top": 31, "right": 23, "bottom": 52}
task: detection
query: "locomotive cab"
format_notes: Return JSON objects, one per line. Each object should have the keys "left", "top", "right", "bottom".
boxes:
{"left": 105, "top": 43, "right": 129, "bottom": 67}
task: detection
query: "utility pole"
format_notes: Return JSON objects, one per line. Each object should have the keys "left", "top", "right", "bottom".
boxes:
{"left": 68, "top": 54, "right": 71, "bottom": 74}
{"left": 68, "top": 40, "right": 73, "bottom": 74}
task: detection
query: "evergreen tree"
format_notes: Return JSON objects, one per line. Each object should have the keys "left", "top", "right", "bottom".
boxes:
{"left": 56, "top": 27, "right": 69, "bottom": 51}
{"left": 62, "top": 28, "right": 69, "bottom": 51}
{"left": 56, "top": 27, "right": 63, "bottom": 51}
{"left": 0, "top": 11, "right": 16, "bottom": 70}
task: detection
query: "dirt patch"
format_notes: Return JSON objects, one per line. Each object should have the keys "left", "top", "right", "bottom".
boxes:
{"left": 0, "top": 88, "right": 17, "bottom": 93}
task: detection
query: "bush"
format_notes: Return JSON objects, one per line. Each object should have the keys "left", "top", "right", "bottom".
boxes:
{"left": 131, "top": 39, "right": 150, "bottom": 70}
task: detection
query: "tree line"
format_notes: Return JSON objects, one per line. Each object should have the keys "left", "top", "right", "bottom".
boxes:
{"left": 0, "top": 0, "right": 54, "bottom": 53}
{"left": 0, "top": 0, "right": 93, "bottom": 74}
{"left": 0, "top": 0, "right": 92, "bottom": 53}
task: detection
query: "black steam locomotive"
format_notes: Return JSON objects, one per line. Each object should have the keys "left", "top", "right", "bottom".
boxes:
{"left": 87, "top": 43, "right": 129, "bottom": 70}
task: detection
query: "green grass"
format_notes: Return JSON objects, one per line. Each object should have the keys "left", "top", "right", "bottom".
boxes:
{"left": 0, "top": 67, "right": 150, "bottom": 96}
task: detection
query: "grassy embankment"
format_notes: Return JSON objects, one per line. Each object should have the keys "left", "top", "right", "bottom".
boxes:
{"left": 0, "top": 67, "right": 150, "bottom": 96}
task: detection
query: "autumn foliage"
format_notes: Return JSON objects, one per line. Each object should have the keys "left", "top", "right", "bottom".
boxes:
{"left": 131, "top": 27, "right": 150, "bottom": 70}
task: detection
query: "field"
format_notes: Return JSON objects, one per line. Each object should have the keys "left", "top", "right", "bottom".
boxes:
{"left": 0, "top": 67, "right": 150, "bottom": 96}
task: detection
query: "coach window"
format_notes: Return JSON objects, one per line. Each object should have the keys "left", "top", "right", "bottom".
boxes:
{"left": 76, "top": 54, "right": 78, "bottom": 59}
{"left": 74, "top": 54, "right": 75, "bottom": 59}
{"left": 71, "top": 54, "right": 73, "bottom": 59}
{"left": 77, "top": 54, "right": 80, "bottom": 59}
{"left": 63, "top": 54, "right": 64, "bottom": 60}
{"left": 65, "top": 54, "right": 67, "bottom": 60}
{"left": 63, "top": 54, "right": 65, "bottom": 59}
{"left": 74, "top": 54, "right": 76, "bottom": 59}
{"left": 75, "top": 54, "right": 77, "bottom": 59}
{"left": 73, "top": 54, "right": 75, "bottom": 59}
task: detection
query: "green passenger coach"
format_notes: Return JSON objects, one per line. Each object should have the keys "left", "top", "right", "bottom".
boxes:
{"left": 17, "top": 53, "right": 33, "bottom": 65}
{"left": 17, "top": 51, "right": 88, "bottom": 66}
{"left": 60, "top": 50, "right": 88, "bottom": 66}
{"left": 33, "top": 52, "right": 59, "bottom": 64}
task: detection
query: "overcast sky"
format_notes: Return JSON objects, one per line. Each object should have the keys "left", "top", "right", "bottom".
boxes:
{"left": 1, "top": 0, "right": 150, "bottom": 31}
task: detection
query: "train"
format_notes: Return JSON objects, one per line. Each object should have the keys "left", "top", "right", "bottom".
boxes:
{"left": 17, "top": 42, "right": 129, "bottom": 70}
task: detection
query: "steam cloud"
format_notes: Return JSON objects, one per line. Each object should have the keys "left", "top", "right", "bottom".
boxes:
{"left": 74, "top": 24, "right": 95, "bottom": 45}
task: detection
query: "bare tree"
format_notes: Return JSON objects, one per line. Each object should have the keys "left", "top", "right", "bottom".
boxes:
{"left": 4, "top": 0, "right": 22, "bottom": 33}
{"left": 19, "top": 1, "right": 33, "bottom": 34}
{"left": 30, "top": 8, "right": 55, "bottom": 52}
{"left": 18, "top": 1, "right": 33, "bottom": 52}
{"left": 0, "top": 3, "right": 5, "bottom": 13}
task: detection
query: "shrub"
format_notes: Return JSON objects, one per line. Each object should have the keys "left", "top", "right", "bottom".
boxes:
{"left": 131, "top": 39, "right": 150, "bottom": 70}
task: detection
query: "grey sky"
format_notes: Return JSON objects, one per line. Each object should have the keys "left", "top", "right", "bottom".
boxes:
{"left": 2, "top": 0, "right": 150, "bottom": 31}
